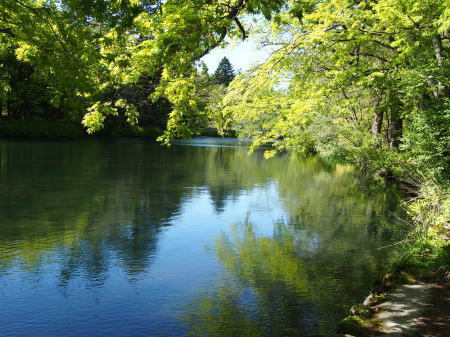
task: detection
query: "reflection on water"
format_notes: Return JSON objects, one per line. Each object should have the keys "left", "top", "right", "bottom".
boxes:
{"left": 0, "top": 138, "right": 404, "bottom": 337}
{"left": 183, "top": 219, "right": 390, "bottom": 337}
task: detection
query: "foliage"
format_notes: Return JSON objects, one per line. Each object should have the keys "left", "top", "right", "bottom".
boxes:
{"left": 1, "top": 1, "right": 448, "bottom": 158}
{"left": 194, "top": 59, "right": 237, "bottom": 135}
{"left": 393, "top": 235, "right": 450, "bottom": 278}
{"left": 1, "top": 0, "right": 287, "bottom": 136}
{"left": 0, "top": 50, "right": 63, "bottom": 120}
{"left": 392, "top": 181, "right": 450, "bottom": 278}
{"left": 0, "top": 117, "right": 161, "bottom": 138}
{"left": 0, "top": 118, "right": 85, "bottom": 137}
{"left": 400, "top": 99, "right": 450, "bottom": 184}
{"left": 222, "top": 0, "right": 449, "bottom": 157}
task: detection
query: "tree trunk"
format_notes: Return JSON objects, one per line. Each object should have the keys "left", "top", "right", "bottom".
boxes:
{"left": 371, "top": 95, "right": 383, "bottom": 146}
{"left": 429, "top": 34, "right": 449, "bottom": 98}
{"left": 389, "top": 109, "right": 402, "bottom": 148}
{"left": 432, "top": 34, "right": 444, "bottom": 67}
{"left": 371, "top": 110, "right": 383, "bottom": 139}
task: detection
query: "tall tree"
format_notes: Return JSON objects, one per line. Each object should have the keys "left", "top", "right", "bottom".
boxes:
{"left": 213, "top": 57, "right": 235, "bottom": 86}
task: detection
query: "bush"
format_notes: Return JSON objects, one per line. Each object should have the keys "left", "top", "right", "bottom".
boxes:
{"left": 0, "top": 118, "right": 85, "bottom": 138}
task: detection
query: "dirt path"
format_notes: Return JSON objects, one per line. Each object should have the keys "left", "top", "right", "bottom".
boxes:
{"left": 375, "top": 283, "right": 433, "bottom": 336}
{"left": 409, "top": 282, "right": 450, "bottom": 337}
{"left": 374, "top": 282, "right": 450, "bottom": 336}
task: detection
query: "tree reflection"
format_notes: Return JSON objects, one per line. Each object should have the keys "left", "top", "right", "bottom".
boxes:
{"left": 182, "top": 212, "right": 398, "bottom": 336}
{"left": 0, "top": 139, "right": 403, "bottom": 295}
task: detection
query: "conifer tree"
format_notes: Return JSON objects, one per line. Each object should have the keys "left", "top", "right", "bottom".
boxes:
{"left": 213, "top": 57, "right": 235, "bottom": 86}
{"left": 198, "top": 61, "right": 209, "bottom": 76}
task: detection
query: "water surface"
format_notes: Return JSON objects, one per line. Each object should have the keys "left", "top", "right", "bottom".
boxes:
{"left": 0, "top": 138, "right": 402, "bottom": 336}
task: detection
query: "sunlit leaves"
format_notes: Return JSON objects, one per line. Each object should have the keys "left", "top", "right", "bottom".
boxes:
{"left": 218, "top": 0, "right": 448, "bottom": 171}
{"left": 82, "top": 102, "right": 116, "bottom": 133}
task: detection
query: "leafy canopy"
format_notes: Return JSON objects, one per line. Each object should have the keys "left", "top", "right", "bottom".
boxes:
{"left": 0, "top": 0, "right": 285, "bottom": 139}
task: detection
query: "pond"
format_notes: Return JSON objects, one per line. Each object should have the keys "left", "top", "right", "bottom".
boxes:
{"left": 0, "top": 137, "right": 404, "bottom": 337}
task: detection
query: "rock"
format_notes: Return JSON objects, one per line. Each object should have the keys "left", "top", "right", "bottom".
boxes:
{"left": 350, "top": 305, "right": 359, "bottom": 316}
{"left": 381, "top": 273, "right": 394, "bottom": 291}
{"left": 363, "top": 294, "right": 375, "bottom": 306}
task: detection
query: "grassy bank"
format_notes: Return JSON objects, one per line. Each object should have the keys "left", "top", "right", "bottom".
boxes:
{"left": 387, "top": 179, "right": 449, "bottom": 279}
{"left": 0, "top": 118, "right": 162, "bottom": 139}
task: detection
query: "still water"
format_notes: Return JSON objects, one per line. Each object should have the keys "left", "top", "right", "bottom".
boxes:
{"left": 0, "top": 138, "right": 403, "bottom": 337}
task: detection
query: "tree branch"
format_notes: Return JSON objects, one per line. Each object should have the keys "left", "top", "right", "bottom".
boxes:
{"left": 234, "top": 18, "right": 247, "bottom": 40}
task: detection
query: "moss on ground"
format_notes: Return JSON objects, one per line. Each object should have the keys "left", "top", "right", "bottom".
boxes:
{"left": 337, "top": 316, "right": 384, "bottom": 336}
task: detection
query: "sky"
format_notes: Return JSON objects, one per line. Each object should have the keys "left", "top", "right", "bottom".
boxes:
{"left": 201, "top": 38, "right": 274, "bottom": 74}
